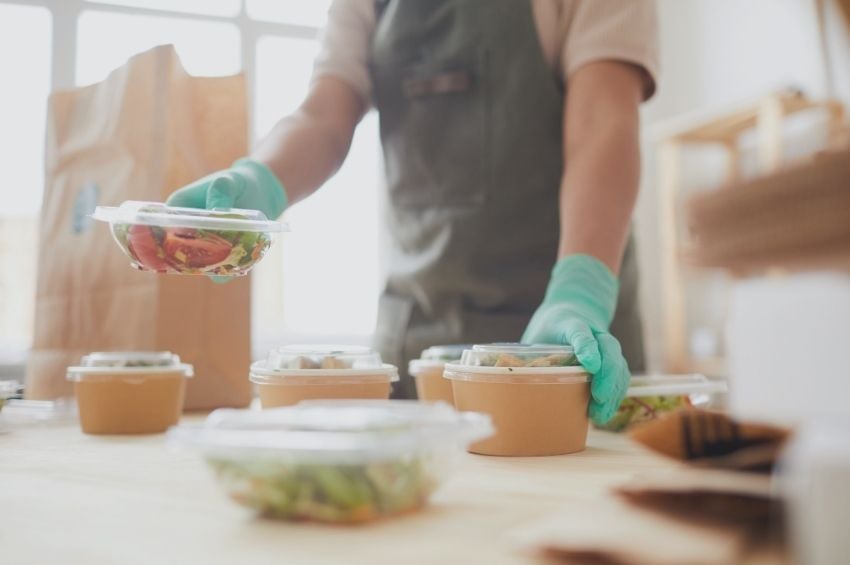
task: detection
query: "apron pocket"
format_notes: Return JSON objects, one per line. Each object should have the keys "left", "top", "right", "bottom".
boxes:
{"left": 373, "top": 55, "right": 489, "bottom": 210}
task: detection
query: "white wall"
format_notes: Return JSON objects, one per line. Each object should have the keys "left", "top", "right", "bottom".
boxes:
{"left": 635, "top": 0, "right": 845, "bottom": 371}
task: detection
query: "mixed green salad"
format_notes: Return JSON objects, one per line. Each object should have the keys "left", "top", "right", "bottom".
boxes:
{"left": 112, "top": 223, "right": 271, "bottom": 276}
{"left": 208, "top": 456, "right": 436, "bottom": 523}
{"left": 597, "top": 395, "right": 692, "bottom": 432}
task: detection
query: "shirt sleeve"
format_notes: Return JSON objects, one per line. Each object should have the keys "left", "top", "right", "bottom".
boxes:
{"left": 311, "top": 0, "right": 376, "bottom": 103}
{"left": 563, "top": 0, "right": 660, "bottom": 100}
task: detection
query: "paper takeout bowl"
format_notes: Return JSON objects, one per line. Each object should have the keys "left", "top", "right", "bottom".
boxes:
{"left": 66, "top": 351, "right": 193, "bottom": 435}
{"left": 408, "top": 345, "right": 469, "bottom": 405}
{"left": 444, "top": 344, "right": 590, "bottom": 456}
{"left": 250, "top": 346, "right": 398, "bottom": 408}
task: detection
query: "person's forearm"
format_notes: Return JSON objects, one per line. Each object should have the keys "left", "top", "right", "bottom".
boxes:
{"left": 250, "top": 77, "right": 365, "bottom": 204}
{"left": 558, "top": 61, "right": 644, "bottom": 274}
{"left": 558, "top": 120, "right": 640, "bottom": 273}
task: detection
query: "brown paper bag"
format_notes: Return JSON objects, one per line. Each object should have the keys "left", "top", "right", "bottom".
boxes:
{"left": 26, "top": 44, "right": 252, "bottom": 410}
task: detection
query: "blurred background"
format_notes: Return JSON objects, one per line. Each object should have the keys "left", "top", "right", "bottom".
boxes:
{"left": 0, "top": 0, "right": 848, "bottom": 377}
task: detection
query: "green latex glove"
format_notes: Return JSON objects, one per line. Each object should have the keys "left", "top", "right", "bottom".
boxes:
{"left": 522, "top": 254, "right": 630, "bottom": 425}
{"left": 166, "top": 158, "right": 287, "bottom": 220}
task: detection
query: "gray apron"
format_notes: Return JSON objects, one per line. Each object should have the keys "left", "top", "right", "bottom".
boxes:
{"left": 369, "top": 0, "right": 645, "bottom": 399}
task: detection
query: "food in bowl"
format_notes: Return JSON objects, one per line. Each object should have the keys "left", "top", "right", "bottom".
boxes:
{"left": 167, "top": 401, "right": 493, "bottom": 523}
{"left": 93, "top": 201, "right": 287, "bottom": 276}
{"left": 444, "top": 344, "right": 590, "bottom": 456}
{"left": 250, "top": 346, "right": 399, "bottom": 408}
{"left": 66, "top": 351, "right": 193, "bottom": 434}
{"left": 408, "top": 345, "right": 470, "bottom": 405}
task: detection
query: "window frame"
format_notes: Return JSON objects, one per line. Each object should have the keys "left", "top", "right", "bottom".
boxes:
{"left": 2, "top": 0, "right": 323, "bottom": 140}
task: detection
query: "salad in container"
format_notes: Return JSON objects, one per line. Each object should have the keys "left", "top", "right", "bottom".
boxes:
{"left": 250, "top": 346, "right": 399, "bottom": 408}
{"left": 596, "top": 374, "right": 728, "bottom": 432}
{"left": 66, "top": 351, "right": 193, "bottom": 435}
{"left": 408, "top": 345, "right": 470, "bottom": 405}
{"left": 93, "top": 201, "right": 287, "bottom": 276}
{"left": 167, "top": 400, "right": 493, "bottom": 523}
{"left": 444, "top": 344, "right": 590, "bottom": 457}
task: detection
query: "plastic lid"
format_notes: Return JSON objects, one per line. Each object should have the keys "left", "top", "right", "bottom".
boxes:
{"left": 92, "top": 201, "right": 288, "bottom": 233}
{"left": 0, "top": 380, "right": 20, "bottom": 400}
{"left": 167, "top": 400, "right": 494, "bottom": 464}
{"left": 408, "top": 344, "right": 470, "bottom": 374}
{"left": 625, "top": 374, "right": 728, "bottom": 397}
{"left": 444, "top": 343, "right": 587, "bottom": 384}
{"left": 66, "top": 351, "right": 194, "bottom": 380}
{"left": 250, "top": 345, "right": 399, "bottom": 383}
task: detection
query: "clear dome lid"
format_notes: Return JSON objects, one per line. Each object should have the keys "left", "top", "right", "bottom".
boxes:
{"left": 459, "top": 343, "right": 579, "bottom": 368}
{"left": 93, "top": 201, "right": 288, "bottom": 233}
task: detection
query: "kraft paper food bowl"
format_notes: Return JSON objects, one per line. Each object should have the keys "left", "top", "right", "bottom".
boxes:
{"left": 250, "top": 346, "right": 399, "bottom": 408}
{"left": 66, "top": 351, "right": 193, "bottom": 435}
{"left": 93, "top": 201, "right": 288, "bottom": 276}
{"left": 408, "top": 345, "right": 469, "bottom": 405}
{"left": 444, "top": 344, "right": 590, "bottom": 456}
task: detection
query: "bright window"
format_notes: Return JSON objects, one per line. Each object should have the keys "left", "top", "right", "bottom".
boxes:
{"left": 84, "top": 0, "right": 240, "bottom": 17}
{"left": 0, "top": 4, "right": 51, "bottom": 365}
{"left": 247, "top": 0, "right": 332, "bottom": 27}
{"left": 0, "top": 0, "right": 382, "bottom": 367}
{"left": 76, "top": 10, "right": 241, "bottom": 86}
{"left": 252, "top": 34, "right": 381, "bottom": 352}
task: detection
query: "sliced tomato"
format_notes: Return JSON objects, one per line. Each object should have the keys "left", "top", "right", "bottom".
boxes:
{"left": 162, "top": 228, "right": 233, "bottom": 268}
{"left": 127, "top": 225, "right": 171, "bottom": 272}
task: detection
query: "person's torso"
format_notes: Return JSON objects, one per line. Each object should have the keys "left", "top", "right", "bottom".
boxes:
{"left": 370, "top": 0, "right": 565, "bottom": 322}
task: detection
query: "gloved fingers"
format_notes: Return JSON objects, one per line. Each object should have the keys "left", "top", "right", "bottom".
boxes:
{"left": 561, "top": 317, "right": 602, "bottom": 374}
{"left": 588, "top": 332, "right": 631, "bottom": 425}
{"left": 165, "top": 183, "right": 208, "bottom": 209}
{"left": 206, "top": 174, "right": 244, "bottom": 210}
{"left": 208, "top": 275, "right": 231, "bottom": 285}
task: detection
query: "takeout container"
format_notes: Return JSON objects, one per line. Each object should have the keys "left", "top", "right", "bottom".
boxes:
{"left": 596, "top": 374, "right": 729, "bottom": 432}
{"left": 0, "top": 380, "right": 19, "bottom": 412}
{"left": 167, "top": 400, "right": 493, "bottom": 523}
{"left": 66, "top": 352, "right": 193, "bottom": 434}
{"left": 444, "top": 344, "right": 590, "bottom": 456}
{"left": 408, "top": 345, "right": 468, "bottom": 405}
{"left": 250, "top": 346, "right": 399, "bottom": 408}
{"left": 93, "top": 201, "right": 288, "bottom": 276}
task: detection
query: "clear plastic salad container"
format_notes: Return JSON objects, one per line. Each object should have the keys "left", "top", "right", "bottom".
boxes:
{"left": 67, "top": 351, "right": 193, "bottom": 435}
{"left": 444, "top": 344, "right": 590, "bottom": 456}
{"left": 408, "top": 345, "right": 470, "bottom": 406}
{"left": 93, "top": 201, "right": 288, "bottom": 276}
{"left": 167, "top": 400, "right": 493, "bottom": 523}
{"left": 0, "top": 380, "right": 20, "bottom": 412}
{"left": 596, "top": 374, "right": 729, "bottom": 432}
{"left": 250, "top": 345, "right": 399, "bottom": 408}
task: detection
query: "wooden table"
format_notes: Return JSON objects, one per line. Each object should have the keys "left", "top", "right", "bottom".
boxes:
{"left": 0, "top": 416, "right": 690, "bottom": 565}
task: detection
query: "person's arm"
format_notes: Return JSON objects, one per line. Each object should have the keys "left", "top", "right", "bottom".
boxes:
{"left": 166, "top": 76, "right": 366, "bottom": 218}
{"left": 558, "top": 60, "right": 644, "bottom": 273}
{"left": 251, "top": 76, "right": 367, "bottom": 205}
{"left": 522, "top": 60, "right": 645, "bottom": 425}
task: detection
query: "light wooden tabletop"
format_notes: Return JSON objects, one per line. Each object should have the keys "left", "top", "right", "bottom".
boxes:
{"left": 1, "top": 416, "right": 685, "bottom": 565}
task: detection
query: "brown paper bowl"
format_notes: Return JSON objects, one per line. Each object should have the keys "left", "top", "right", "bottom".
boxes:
{"left": 412, "top": 366, "right": 455, "bottom": 405}
{"left": 73, "top": 371, "right": 187, "bottom": 435}
{"left": 255, "top": 377, "right": 392, "bottom": 408}
{"left": 445, "top": 366, "right": 590, "bottom": 456}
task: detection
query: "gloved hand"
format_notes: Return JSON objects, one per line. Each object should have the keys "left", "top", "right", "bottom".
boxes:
{"left": 522, "top": 254, "right": 630, "bottom": 425}
{"left": 166, "top": 158, "right": 287, "bottom": 220}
